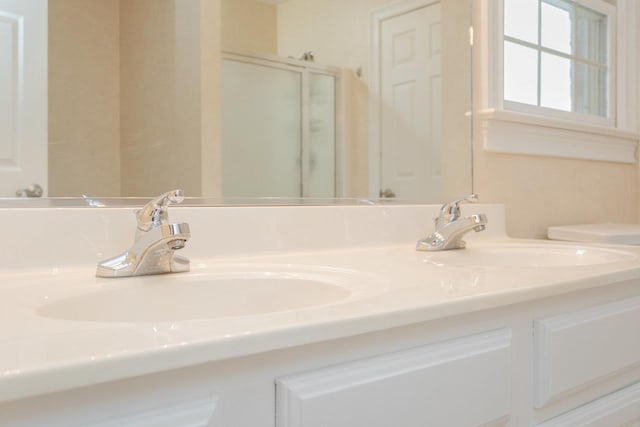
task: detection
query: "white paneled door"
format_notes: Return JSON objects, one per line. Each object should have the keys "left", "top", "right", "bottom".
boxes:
{"left": 0, "top": 0, "right": 47, "bottom": 197}
{"left": 379, "top": 2, "right": 441, "bottom": 200}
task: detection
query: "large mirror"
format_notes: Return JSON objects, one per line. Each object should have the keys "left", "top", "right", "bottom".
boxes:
{"left": 0, "top": 0, "right": 472, "bottom": 202}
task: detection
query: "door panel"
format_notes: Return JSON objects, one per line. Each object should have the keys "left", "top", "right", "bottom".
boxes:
{"left": 380, "top": 3, "right": 441, "bottom": 200}
{"left": 0, "top": 0, "right": 47, "bottom": 196}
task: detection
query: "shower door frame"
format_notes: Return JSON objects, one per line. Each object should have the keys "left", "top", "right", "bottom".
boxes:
{"left": 222, "top": 51, "right": 345, "bottom": 198}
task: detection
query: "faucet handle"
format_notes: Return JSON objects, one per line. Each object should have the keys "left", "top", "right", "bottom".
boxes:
{"left": 437, "top": 194, "right": 479, "bottom": 223}
{"left": 136, "top": 189, "right": 185, "bottom": 232}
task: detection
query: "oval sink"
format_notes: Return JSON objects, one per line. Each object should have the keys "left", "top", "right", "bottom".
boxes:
{"left": 421, "top": 244, "right": 637, "bottom": 268}
{"left": 38, "top": 268, "right": 354, "bottom": 323}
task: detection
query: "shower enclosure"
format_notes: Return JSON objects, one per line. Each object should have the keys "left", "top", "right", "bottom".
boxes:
{"left": 221, "top": 51, "right": 341, "bottom": 198}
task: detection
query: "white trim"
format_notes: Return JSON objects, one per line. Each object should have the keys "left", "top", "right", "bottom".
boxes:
{"left": 479, "top": 110, "right": 637, "bottom": 163}
{"left": 504, "top": 101, "right": 612, "bottom": 128}
{"left": 481, "top": 0, "right": 505, "bottom": 111}
{"left": 616, "top": 0, "right": 638, "bottom": 131}
{"left": 478, "top": 108, "right": 638, "bottom": 140}
{"left": 90, "top": 396, "right": 219, "bottom": 427}
{"left": 368, "top": 0, "right": 440, "bottom": 198}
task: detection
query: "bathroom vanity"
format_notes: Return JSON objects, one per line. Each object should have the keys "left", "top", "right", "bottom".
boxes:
{"left": 1, "top": 204, "right": 640, "bottom": 426}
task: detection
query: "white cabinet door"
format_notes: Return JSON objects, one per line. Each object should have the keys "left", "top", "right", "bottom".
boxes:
{"left": 276, "top": 329, "right": 512, "bottom": 427}
{"left": 536, "top": 382, "right": 640, "bottom": 427}
{"left": 0, "top": 0, "right": 47, "bottom": 197}
{"left": 534, "top": 296, "right": 640, "bottom": 407}
{"left": 4, "top": 395, "right": 220, "bottom": 427}
{"left": 87, "top": 396, "right": 220, "bottom": 427}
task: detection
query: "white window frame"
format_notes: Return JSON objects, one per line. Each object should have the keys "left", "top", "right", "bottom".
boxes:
{"left": 475, "top": 0, "right": 639, "bottom": 163}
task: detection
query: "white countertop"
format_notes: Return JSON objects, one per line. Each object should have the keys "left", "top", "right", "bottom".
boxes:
{"left": 3, "top": 238, "right": 640, "bottom": 403}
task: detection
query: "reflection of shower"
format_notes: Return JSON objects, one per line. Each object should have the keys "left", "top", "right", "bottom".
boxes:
{"left": 221, "top": 51, "right": 341, "bottom": 198}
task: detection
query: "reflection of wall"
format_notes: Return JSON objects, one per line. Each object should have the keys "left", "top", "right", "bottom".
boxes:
{"left": 120, "top": 0, "right": 221, "bottom": 196}
{"left": 277, "top": 0, "right": 471, "bottom": 199}
{"left": 221, "top": 0, "right": 277, "bottom": 54}
{"left": 341, "top": 69, "right": 370, "bottom": 197}
{"left": 120, "top": 0, "right": 180, "bottom": 196}
{"left": 48, "top": 0, "right": 121, "bottom": 196}
{"left": 277, "top": 0, "right": 388, "bottom": 75}
{"left": 277, "top": 0, "right": 389, "bottom": 197}
{"left": 49, "top": 0, "right": 221, "bottom": 197}
{"left": 441, "top": 0, "right": 472, "bottom": 199}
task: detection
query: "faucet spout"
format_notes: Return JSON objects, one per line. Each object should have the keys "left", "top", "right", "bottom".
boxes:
{"left": 416, "top": 195, "right": 488, "bottom": 251}
{"left": 96, "top": 190, "right": 191, "bottom": 278}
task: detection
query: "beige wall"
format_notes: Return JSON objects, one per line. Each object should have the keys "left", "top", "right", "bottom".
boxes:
{"left": 48, "top": 0, "right": 221, "bottom": 198}
{"left": 474, "top": 145, "right": 638, "bottom": 239}
{"left": 48, "top": 0, "right": 121, "bottom": 196}
{"left": 221, "top": 0, "right": 277, "bottom": 55}
{"left": 441, "top": 0, "right": 473, "bottom": 199}
{"left": 119, "top": 0, "right": 221, "bottom": 197}
{"left": 200, "top": 0, "right": 223, "bottom": 197}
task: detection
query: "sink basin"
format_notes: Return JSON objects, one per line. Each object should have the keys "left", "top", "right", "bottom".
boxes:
{"left": 38, "top": 267, "right": 355, "bottom": 323}
{"left": 421, "top": 243, "right": 637, "bottom": 268}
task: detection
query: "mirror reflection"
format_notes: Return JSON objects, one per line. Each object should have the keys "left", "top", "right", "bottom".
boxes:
{"left": 0, "top": 0, "right": 472, "bottom": 201}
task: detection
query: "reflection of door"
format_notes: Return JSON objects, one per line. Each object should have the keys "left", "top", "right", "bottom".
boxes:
{"left": 375, "top": 2, "right": 441, "bottom": 200}
{"left": 0, "top": 0, "right": 47, "bottom": 197}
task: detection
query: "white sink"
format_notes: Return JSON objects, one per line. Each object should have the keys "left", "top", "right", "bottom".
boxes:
{"left": 37, "top": 267, "right": 356, "bottom": 323}
{"left": 421, "top": 243, "right": 637, "bottom": 268}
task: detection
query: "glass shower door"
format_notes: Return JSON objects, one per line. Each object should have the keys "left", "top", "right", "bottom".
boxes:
{"left": 307, "top": 72, "right": 336, "bottom": 198}
{"left": 221, "top": 59, "right": 302, "bottom": 198}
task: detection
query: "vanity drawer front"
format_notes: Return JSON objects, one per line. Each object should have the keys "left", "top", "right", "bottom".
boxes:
{"left": 3, "top": 395, "right": 221, "bottom": 427}
{"left": 534, "top": 296, "right": 640, "bottom": 408}
{"left": 276, "top": 329, "right": 511, "bottom": 427}
{"left": 535, "top": 382, "right": 640, "bottom": 427}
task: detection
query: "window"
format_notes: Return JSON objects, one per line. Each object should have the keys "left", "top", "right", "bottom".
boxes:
{"left": 476, "top": 0, "right": 638, "bottom": 163}
{"left": 503, "top": 0, "right": 613, "bottom": 122}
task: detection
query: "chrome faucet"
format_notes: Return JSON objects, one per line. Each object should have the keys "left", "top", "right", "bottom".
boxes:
{"left": 96, "top": 190, "right": 191, "bottom": 278}
{"left": 416, "top": 195, "right": 488, "bottom": 251}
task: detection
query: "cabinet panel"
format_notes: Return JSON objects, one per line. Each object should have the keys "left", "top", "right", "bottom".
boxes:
{"left": 536, "top": 382, "right": 640, "bottom": 427}
{"left": 276, "top": 329, "right": 511, "bottom": 427}
{"left": 85, "top": 395, "right": 219, "bottom": 427}
{"left": 535, "top": 296, "right": 640, "bottom": 407}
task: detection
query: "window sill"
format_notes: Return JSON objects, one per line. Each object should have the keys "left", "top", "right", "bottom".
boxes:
{"left": 477, "top": 109, "right": 638, "bottom": 163}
